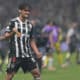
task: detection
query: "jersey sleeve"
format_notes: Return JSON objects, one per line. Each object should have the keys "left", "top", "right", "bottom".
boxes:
{"left": 6, "top": 21, "right": 15, "bottom": 33}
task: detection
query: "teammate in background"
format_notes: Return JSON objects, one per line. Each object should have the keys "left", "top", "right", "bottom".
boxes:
{"left": 0, "top": 3, "right": 41, "bottom": 80}
{"left": 42, "top": 20, "right": 56, "bottom": 71}
{"left": 63, "top": 22, "right": 78, "bottom": 67}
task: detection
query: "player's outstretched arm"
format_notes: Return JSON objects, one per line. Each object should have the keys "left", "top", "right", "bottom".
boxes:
{"left": 0, "top": 32, "right": 13, "bottom": 40}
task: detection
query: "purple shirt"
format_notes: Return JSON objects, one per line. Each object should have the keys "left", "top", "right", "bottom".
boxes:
{"left": 52, "top": 26, "right": 59, "bottom": 42}
{"left": 42, "top": 25, "right": 60, "bottom": 46}
{"left": 42, "top": 25, "right": 53, "bottom": 33}
{"left": 42, "top": 25, "right": 53, "bottom": 45}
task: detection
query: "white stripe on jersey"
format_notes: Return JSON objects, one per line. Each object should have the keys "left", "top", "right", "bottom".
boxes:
{"left": 25, "top": 23, "right": 29, "bottom": 57}
{"left": 15, "top": 22, "right": 19, "bottom": 57}
{"left": 19, "top": 20, "right": 25, "bottom": 57}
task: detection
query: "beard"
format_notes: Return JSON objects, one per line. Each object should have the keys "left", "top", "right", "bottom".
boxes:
{"left": 23, "top": 14, "right": 30, "bottom": 19}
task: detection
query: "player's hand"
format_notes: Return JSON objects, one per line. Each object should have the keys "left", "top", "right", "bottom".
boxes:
{"left": 36, "top": 52, "right": 42, "bottom": 59}
{"left": 13, "top": 28, "right": 21, "bottom": 37}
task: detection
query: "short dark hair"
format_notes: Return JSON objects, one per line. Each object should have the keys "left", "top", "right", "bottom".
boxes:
{"left": 18, "top": 3, "right": 32, "bottom": 10}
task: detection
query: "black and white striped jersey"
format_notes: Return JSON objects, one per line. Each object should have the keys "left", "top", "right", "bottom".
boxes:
{"left": 6, "top": 17, "right": 34, "bottom": 58}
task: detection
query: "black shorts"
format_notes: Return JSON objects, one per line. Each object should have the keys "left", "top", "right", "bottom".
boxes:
{"left": 0, "top": 49, "right": 7, "bottom": 60}
{"left": 69, "top": 43, "right": 77, "bottom": 53}
{"left": 6, "top": 57, "right": 37, "bottom": 73}
{"left": 46, "top": 46, "right": 54, "bottom": 54}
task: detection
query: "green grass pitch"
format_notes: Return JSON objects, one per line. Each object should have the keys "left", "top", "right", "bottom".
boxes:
{"left": 0, "top": 53, "right": 80, "bottom": 80}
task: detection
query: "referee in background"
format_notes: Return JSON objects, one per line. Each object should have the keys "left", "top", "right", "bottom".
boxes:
{"left": 0, "top": 3, "right": 42, "bottom": 80}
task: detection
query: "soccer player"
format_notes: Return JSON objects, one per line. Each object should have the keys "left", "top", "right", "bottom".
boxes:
{"left": 63, "top": 22, "right": 78, "bottom": 67}
{"left": 49, "top": 22, "right": 63, "bottom": 67}
{"left": 0, "top": 3, "right": 41, "bottom": 80}
{"left": 42, "top": 20, "right": 56, "bottom": 71}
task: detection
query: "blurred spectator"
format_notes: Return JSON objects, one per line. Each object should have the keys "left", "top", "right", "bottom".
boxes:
{"left": 0, "top": 0, "right": 80, "bottom": 27}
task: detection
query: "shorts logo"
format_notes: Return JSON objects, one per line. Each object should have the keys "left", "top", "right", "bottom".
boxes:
{"left": 31, "top": 58, "right": 35, "bottom": 62}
